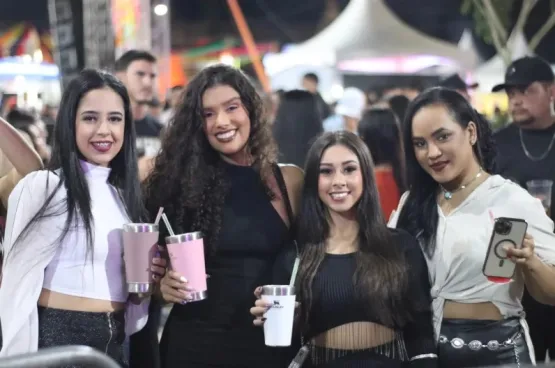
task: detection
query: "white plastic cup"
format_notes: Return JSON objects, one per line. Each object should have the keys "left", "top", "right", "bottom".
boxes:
{"left": 261, "top": 285, "right": 296, "bottom": 347}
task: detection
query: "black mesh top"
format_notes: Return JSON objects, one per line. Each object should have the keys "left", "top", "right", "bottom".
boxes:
{"left": 274, "top": 228, "right": 437, "bottom": 367}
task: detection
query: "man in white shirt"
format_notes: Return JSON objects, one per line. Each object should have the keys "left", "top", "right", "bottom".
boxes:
{"left": 323, "top": 87, "right": 366, "bottom": 134}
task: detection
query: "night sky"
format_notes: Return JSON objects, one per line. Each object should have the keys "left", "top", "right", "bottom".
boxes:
{"left": 0, "top": 0, "right": 460, "bottom": 42}
{"left": 1, "top": 0, "right": 554, "bottom": 62}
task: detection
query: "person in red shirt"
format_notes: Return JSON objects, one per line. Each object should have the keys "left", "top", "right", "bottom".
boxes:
{"left": 358, "top": 108, "right": 407, "bottom": 219}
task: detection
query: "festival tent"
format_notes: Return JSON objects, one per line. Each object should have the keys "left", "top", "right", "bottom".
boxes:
{"left": 0, "top": 23, "right": 54, "bottom": 63}
{"left": 264, "top": 0, "right": 479, "bottom": 77}
{"left": 473, "top": 32, "right": 530, "bottom": 92}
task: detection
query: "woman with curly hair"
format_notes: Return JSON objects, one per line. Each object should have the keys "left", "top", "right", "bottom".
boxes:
{"left": 143, "top": 64, "right": 303, "bottom": 367}
{"left": 389, "top": 87, "right": 555, "bottom": 367}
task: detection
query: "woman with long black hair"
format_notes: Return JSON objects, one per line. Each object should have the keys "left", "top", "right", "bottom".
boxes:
{"left": 358, "top": 108, "right": 406, "bottom": 218}
{"left": 251, "top": 131, "right": 437, "bottom": 367}
{"left": 0, "top": 69, "right": 165, "bottom": 365}
{"left": 272, "top": 90, "right": 323, "bottom": 167}
{"left": 144, "top": 64, "right": 303, "bottom": 367}
{"left": 390, "top": 87, "right": 555, "bottom": 367}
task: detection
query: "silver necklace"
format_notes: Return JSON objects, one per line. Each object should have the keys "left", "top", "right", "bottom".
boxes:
{"left": 519, "top": 128, "right": 555, "bottom": 162}
{"left": 440, "top": 169, "right": 483, "bottom": 200}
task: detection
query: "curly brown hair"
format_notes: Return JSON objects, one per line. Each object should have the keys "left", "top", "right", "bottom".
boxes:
{"left": 143, "top": 65, "right": 277, "bottom": 253}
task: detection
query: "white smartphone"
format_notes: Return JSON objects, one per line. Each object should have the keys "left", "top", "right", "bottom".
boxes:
{"left": 482, "top": 217, "right": 528, "bottom": 281}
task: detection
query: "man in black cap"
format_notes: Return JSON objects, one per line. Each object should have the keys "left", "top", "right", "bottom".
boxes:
{"left": 493, "top": 55, "right": 555, "bottom": 363}
{"left": 438, "top": 73, "right": 479, "bottom": 101}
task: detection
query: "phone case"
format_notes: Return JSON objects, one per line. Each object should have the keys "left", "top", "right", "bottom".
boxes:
{"left": 482, "top": 217, "right": 528, "bottom": 280}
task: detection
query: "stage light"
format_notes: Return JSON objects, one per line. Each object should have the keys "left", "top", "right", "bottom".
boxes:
{"left": 154, "top": 4, "right": 168, "bottom": 16}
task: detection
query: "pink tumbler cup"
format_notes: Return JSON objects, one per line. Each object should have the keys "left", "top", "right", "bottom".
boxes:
{"left": 165, "top": 231, "right": 207, "bottom": 302}
{"left": 123, "top": 223, "right": 159, "bottom": 294}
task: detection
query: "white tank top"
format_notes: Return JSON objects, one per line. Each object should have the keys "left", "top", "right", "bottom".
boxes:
{"left": 42, "top": 161, "right": 129, "bottom": 302}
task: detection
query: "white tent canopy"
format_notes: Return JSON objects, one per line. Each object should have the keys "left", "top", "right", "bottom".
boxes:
{"left": 264, "top": 0, "right": 479, "bottom": 76}
{"left": 474, "top": 56, "right": 507, "bottom": 93}
{"left": 473, "top": 32, "right": 530, "bottom": 92}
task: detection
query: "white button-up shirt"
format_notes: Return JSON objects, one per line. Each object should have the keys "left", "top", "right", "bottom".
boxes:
{"left": 389, "top": 175, "right": 555, "bottom": 362}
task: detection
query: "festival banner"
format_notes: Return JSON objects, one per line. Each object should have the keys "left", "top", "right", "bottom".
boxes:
{"left": 111, "top": 0, "right": 151, "bottom": 57}
{"left": 47, "top": 0, "right": 85, "bottom": 88}
{"left": 82, "top": 0, "right": 116, "bottom": 71}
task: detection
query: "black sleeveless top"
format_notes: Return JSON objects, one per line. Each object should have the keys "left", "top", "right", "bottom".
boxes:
{"left": 160, "top": 161, "right": 297, "bottom": 367}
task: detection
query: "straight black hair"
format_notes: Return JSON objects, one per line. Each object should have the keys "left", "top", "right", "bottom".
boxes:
{"left": 8, "top": 69, "right": 146, "bottom": 259}
{"left": 396, "top": 87, "right": 496, "bottom": 256}
{"left": 297, "top": 131, "right": 412, "bottom": 331}
{"left": 358, "top": 108, "right": 407, "bottom": 193}
{"left": 273, "top": 89, "right": 323, "bottom": 167}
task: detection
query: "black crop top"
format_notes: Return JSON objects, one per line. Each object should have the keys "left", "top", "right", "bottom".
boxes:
{"left": 274, "top": 228, "right": 436, "bottom": 364}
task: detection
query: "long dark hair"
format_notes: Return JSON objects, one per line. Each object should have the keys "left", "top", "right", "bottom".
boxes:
{"left": 297, "top": 131, "right": 411, "bottom": 330}
{"left": 358, "top": 108, "right": 407, "bottom": 193}
{"left": 396, "top": 87, "right": 496, "bottom": 256}
{"left": 388, "top": 94, "right": 410, "bottom": 124}
{"left": 272, "top": 90, "right": 323, "bottom": 167}
{"left": 7, "top": 69, "right": 145, "bottom": 259}
{"left": 143, "top": 64, "right": 277, "bottom": 253}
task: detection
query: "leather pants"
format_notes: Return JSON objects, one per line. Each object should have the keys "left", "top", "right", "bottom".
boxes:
{"left": 437, "top": 318, "right": 531, "bottom": 368}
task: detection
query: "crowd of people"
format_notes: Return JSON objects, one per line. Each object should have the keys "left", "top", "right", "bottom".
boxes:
{"left": 0, "top": 50, "right": 553, "bottom": 368}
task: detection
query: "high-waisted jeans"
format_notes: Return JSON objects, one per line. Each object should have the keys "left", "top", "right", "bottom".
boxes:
{"left": 38, "top": 306, "right": 127, "bottom": 368}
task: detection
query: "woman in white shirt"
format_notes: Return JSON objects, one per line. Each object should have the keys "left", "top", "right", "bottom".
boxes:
{"left": 0, "top": 69, "right": 166, "bottom": 366}
{"left": 389, "top": 87, "right": 555, "bottom": 367}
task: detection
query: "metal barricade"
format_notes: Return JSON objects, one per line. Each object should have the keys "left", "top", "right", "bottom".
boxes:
{"left": 0, "top": 345, "right": 120, "bottom": 368}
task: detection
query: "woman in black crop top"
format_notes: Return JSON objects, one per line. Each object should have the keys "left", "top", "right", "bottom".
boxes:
{"left": 251, "top": 132, "right": 437, "bottom": 367}
{"left": 143, "top": 65, "right": 304, "bottom": 368}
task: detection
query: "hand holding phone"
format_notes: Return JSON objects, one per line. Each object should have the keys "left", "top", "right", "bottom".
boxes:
{"left": 482, "top": 217, "right": 528, "bottom": 283}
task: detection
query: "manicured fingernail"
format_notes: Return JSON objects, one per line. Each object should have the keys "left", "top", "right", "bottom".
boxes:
{"left": 181, "top": 300, "right": 188, "bottom": 305}
{"left": 180, "top": 276, "right": 187, "bottom": 283}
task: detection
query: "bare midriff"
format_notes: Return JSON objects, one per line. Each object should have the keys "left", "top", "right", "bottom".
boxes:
{"left": 311, "top": 321, "right": 396, "bottom": 349}
{"left": 38, "top": 289, "right": 125, "bottom": 313}
{"left": 443, "top": 301, "right": 503, "bottom": 320}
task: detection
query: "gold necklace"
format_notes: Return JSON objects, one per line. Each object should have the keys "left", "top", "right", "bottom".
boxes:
{"left": 440, "top": 168, "right": 483, "bottom": 200}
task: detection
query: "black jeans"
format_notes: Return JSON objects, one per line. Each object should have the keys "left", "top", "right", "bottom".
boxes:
{"left": 129, "top": 297, "right": 161, "bottom": 368}
{"left": 438, "top": 318, "right": 531, "bottom": 368}
{"left": 38, "top": 306, "right": 127, "bottom": 367}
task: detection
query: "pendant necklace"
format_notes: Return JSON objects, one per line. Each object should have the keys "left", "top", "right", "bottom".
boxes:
{"left": 440, "top": 168, "right": 483, "bottom": 200}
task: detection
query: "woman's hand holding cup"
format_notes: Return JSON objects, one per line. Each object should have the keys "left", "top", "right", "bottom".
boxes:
{"left": 250, "top": 286, "right": 299, "bottom": 327}
{"left": 151, "top": 245, "right": 167, "bottom": 282}
{"left": 160, "top": 271, "right": 196, "bottom": 304}
{"left": 251, "top": 286, "right": 272, "bottom": 326}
